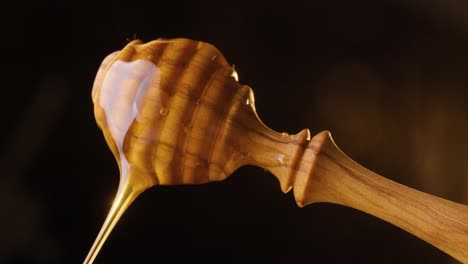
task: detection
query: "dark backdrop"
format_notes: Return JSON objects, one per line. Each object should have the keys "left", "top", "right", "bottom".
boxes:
{"left": 2, "top": 0, "right": 468, "bottom": 263}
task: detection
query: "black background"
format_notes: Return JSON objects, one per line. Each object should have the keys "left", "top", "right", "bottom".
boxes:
{"left": 2, "top": 0, "right": 468, "bottom": 263}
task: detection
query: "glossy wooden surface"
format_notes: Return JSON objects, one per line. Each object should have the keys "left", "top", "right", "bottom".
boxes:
{"left": 88, "top": 38, "right": 468, "bottom": 263}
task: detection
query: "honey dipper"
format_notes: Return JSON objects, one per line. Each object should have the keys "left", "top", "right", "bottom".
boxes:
{"left": 85, "top": 38, "right": 468, "bottom": 263}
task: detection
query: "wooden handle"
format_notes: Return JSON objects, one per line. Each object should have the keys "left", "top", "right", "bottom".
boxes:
{"left": 252, "top": 129, "right": 468, "bottom": 263}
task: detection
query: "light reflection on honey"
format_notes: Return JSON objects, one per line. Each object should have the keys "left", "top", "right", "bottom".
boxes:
{"left": 85, "top": 58, "right": 161, "bottom": 264}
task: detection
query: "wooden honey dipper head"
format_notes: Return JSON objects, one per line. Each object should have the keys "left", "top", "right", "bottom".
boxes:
{"left": 92, "top": 37, "right": 309, "bottom": 192}
{"left": 85, "top": 38, "right": 468, "bottom": 264}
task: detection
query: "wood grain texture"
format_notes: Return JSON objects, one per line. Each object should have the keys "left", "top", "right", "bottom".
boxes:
{"left": 92, "top": 38, "right": 468, "bottom": 262}
{"left": 264, "top": 131, "right": 468, "bottom": 262}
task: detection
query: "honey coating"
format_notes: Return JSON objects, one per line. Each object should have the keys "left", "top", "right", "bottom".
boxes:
{"left": 92, "top": 38, "right": 307, "bottom": 188}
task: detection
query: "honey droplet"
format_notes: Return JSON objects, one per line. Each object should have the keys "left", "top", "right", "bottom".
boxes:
{"left": 230, "top": 69, "right": 239, "bottom": 82}
{"left": 159, "top": 107, "right": 168, "bottom": 116}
